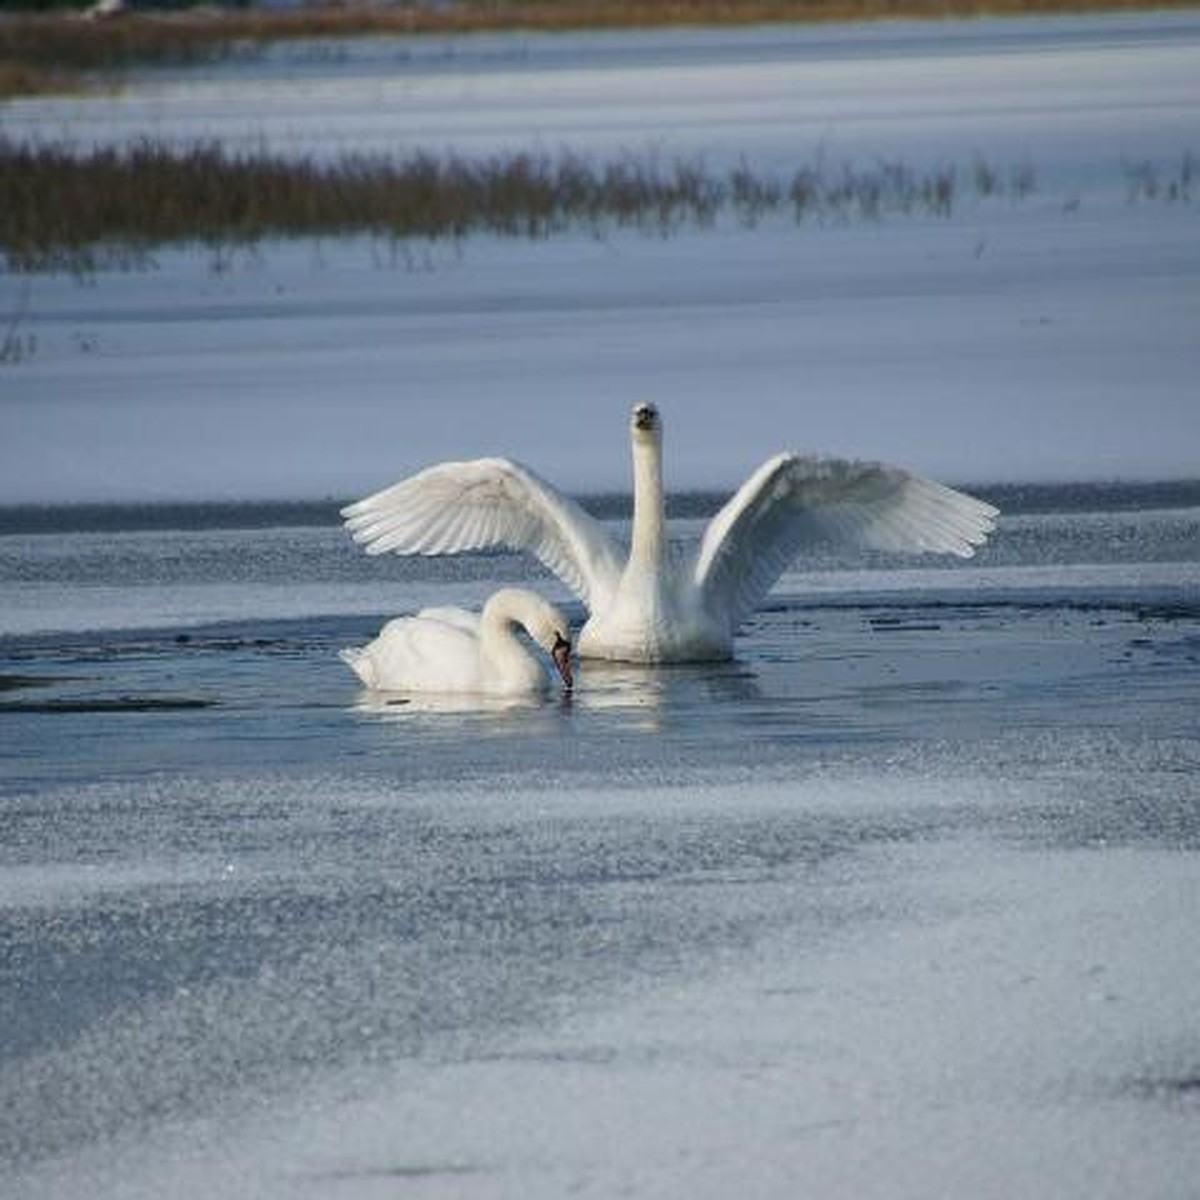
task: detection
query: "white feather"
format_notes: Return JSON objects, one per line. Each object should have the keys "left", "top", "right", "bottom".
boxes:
{"left": 693, "top": 454, "right": 997, "bottom": 635}
{"left": 342, "top": 457, "right": 623, "bottom": 612}
{"left": 339, "top": 588, "right": 573, "bottom": 696}
{"left": 343, "top": 410, "right": 999, "bottom": 662}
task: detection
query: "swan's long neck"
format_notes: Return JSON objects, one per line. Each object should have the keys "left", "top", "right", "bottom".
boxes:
{"left": 629, "top": 432, "right": 665, "bottom": 571}
{"left": 480, "top": 588, "right": 543, "bottom": 688}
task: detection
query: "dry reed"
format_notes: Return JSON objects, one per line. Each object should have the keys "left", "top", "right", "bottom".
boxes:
{"left": 0, "top": 138, "right": 1050, "bottom": 272}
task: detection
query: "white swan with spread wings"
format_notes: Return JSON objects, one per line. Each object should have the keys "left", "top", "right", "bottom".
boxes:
{"left": 342, "top": 404, "right": 998, "bottom": 663}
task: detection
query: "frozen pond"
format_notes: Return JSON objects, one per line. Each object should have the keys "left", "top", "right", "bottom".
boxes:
{"left": 2, "top": 11, "right": 1199, "bottom": 500}
{"left": 2, "top": 489, "right": 1199, "bottom": 1199}
{"left": 1, "top": 11, "right": 1199, "bottom": 1199}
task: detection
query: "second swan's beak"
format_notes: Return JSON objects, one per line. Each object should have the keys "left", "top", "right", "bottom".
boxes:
{"left": 552, "top": 635, "right": 573, "bottom": 691}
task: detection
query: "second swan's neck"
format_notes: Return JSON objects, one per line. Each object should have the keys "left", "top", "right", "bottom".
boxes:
{"left": 480, "top": 589, "right": 540, "bottom": 688}
{"left": 629, "top": 433, "right": 665, "bottom": 571}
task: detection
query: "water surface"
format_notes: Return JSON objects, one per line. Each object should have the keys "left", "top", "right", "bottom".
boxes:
{"left": 2, "top": 486, "right": 1198, "bottom": 1197}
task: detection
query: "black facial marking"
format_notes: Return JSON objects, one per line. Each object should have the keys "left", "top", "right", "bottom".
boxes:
{"left": 633, "top": 403, "right": 658, "bottom": 431}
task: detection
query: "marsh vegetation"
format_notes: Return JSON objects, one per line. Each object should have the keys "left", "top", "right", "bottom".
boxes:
{"left": 2, "top": 139, "right": 1042, "bottom": 273}
{"left": 2, "top": 135, "right": 1195, "bottom": 279}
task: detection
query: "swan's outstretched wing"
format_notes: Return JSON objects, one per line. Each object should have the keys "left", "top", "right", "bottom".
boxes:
{"left": 694, "top": 453, "right": 998, "bottom": 633}
{"left": 342, "top": 458, "right": 623, "bottom": 613}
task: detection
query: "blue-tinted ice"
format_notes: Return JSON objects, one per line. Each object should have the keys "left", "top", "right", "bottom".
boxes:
{"left": 1, "top": 488, "right": 1198, "bottom": 1198}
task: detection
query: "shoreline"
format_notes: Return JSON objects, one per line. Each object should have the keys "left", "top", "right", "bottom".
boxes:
{"left": 6, "top": 1, "right": 1200, "bottom": 98}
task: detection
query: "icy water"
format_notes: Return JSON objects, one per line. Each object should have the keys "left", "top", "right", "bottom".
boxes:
{"left": 4, "top": 7, "right": 1199, "bottom": 1191}
{"left": 1, "top": 485, "right": 1199, "bottom": 1198}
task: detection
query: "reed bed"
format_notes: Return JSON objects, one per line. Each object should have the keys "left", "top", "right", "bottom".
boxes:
{"left": 4, "top": 1, "right": 1199, "bottom": 98}
{"left": 0, "top": 138, "right": 1050, "bottom": 273}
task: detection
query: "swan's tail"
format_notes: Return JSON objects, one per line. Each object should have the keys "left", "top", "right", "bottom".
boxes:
{"left": 339, "top": 647, "right": 376, "bottom": 688}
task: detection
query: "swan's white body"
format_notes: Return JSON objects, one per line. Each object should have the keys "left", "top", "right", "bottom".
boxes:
{"left": 343, "top": 405, "right": 998, "bottom": 663}
{"left": 340, "top": 587, "right": 573, "bottom": 695}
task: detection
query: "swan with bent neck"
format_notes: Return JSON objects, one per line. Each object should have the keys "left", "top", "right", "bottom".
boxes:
{"left": 343, "top": 404, "right": 998, "bottom": 663}
{"left": 340, "top": 587, "right": 573, "bottom": 695}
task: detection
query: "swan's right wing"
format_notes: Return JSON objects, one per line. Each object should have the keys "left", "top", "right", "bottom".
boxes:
{"left": 342, "top": 458, "right": 623, "bottom": 613}
{"left": 694, "top": 453, "right": 998, "bottom": 633}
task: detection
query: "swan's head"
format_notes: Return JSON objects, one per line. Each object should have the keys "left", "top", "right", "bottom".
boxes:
{"left": 528, "top": 599, "right": 574, "bottom": 691}
{"left": 550, "top": 631, "right": 573, "bottom": 691}
{"left": 631, "top": 402, "right": 661, "bottom": 446}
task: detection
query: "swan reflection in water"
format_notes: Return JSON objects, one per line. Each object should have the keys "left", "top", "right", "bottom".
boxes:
{"left": 348, "top": 686, "right": 560, "bottom": 720}
{"left": 347, "top": 653, "right": 762, "bottom": 733}
{"left": 573, "top": 657, "right": 762, "bottom": 710}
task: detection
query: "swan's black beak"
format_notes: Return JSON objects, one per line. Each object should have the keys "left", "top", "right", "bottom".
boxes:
{"left": 552, "top": 635, "right": 573, "bottom": 691}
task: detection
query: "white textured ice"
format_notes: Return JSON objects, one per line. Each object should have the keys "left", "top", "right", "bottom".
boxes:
{"left": 8, "top": 787, "right": 1200, "bottom": 1200}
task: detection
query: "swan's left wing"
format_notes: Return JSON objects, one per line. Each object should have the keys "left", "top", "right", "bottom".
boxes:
{"left": 694, "top": 453, "right": 998, "bottom": 633}
{"left": 342, "top": 457, "right": 624, "bottom": 613}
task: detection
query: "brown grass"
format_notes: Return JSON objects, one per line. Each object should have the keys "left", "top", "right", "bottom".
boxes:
{"left": 2, "top": 0, "right": 1198, "bottom": 97}
{"left": 6, "top": 137, "right": 1194, "bottom": 275}
{"left": 0, "top": 138, "right": 1040, "bottom": 273}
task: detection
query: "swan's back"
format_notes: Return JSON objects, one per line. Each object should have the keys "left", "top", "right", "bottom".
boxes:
{"left": 342, "top": 613, "right": 484, "bottom": 693}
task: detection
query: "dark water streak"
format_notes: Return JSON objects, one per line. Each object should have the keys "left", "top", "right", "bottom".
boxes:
{"left": 2, "top": 479, "right": 1198, "bottom": 536}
